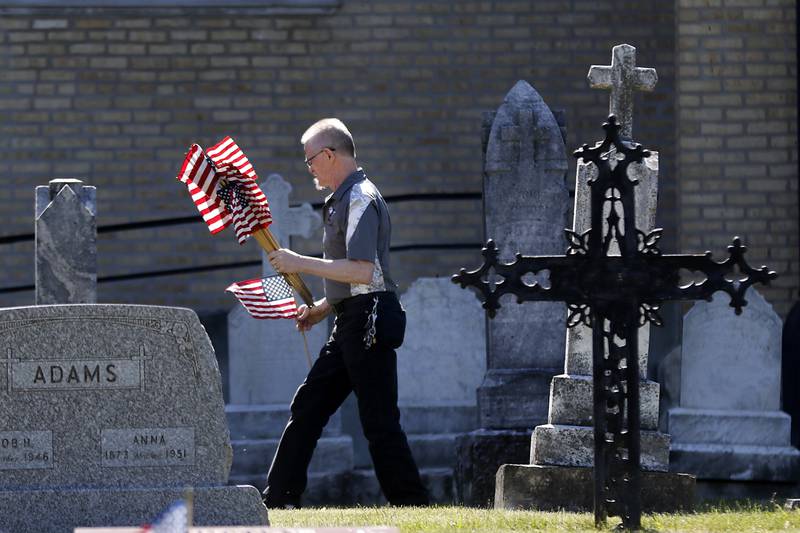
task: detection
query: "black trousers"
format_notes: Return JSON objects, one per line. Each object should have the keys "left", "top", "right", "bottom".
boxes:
{"left": 263, "top": 291, "right": 429, "bottom": 507}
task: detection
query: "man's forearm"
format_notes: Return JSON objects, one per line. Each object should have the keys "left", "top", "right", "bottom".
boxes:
{"left": 298, "top": 256, "right": 374, "bottom": 285}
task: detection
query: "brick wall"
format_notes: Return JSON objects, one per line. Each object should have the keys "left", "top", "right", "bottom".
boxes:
{"left": 676, "top": 0, "right": 798, "bottom": 316}
{"left": 0, "top": 1, "right": 674, "bottom": 313}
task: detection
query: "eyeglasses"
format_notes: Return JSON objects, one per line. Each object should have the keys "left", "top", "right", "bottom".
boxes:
{"left": 304, "top": 147, "right": 335, "bottom": 167}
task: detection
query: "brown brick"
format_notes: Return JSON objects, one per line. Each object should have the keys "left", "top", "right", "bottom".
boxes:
{"left": 32, "top": 19, "right": 68, "bottom": 30}
{"left": 0, "top": 1, "right": 793, "bottom": 316}
{"left": 90, "top": 57, "right": 128, "bottom": 69}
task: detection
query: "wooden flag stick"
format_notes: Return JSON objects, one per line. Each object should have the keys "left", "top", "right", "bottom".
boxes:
{"left": 253, "top": 227, "right": 315, "bottom": 369}
{"left": 300, "top": 330, "right": 313, "bottom": 368}
{"left": 183, "top": 486, "right": 194, "bottom": 528}
{"left": 252, "top": 227, "right": 315, "bottom": 307}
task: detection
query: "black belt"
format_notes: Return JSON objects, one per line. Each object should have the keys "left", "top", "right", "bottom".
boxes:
{"left": 331, "top": 291, "right": 392, "bottom": 315}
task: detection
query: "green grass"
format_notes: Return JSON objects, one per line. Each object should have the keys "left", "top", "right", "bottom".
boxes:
{"left": 269, "top": 504, "right": 800, "bottom": 532}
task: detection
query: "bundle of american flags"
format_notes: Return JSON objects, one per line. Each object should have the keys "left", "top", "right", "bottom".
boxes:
{"left": 176, "top": 136, "right": 272, "bottom": 244}
{"left": 176, "top": 137, "right": 298, "bottom": 321}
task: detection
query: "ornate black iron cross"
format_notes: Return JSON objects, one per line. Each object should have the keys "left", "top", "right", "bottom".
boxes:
{"left": 453, "top": 116, "right": 777, "bottom": 529}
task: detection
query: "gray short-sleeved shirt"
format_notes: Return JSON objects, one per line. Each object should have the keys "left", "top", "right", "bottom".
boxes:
{"left": 322, "top": 168, "right": 396, "bottom": 305}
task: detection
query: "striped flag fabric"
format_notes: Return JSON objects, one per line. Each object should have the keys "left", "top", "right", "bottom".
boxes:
{"left": 176, "top": 143, "right": 231, "bottom": 235}
{"left": 140, "top": 500, "right": 187, "bottom": 533}
{"left": 206, "top": 135, "right": 258, "bottom": 181}
{"left": 226, "top": 275, "right": 298, "bottom": 319}
{"left": 176, "top": 137, "right": 271, "bottom": 244}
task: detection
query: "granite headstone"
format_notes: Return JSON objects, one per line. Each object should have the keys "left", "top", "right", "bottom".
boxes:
{"left": 394, "top": 278, "right": 485, "bottom": 502}
{"left": 35, "top": 179, "right": 97, "bottom": 305}
{"left": 455, "top": 80, "right": 570, "bottom": 506}
{"left": 668, "top": 288, "right": 800, "bottom": 481}
{"left": 0, "top": 304, "right": 266, "bottom": 533}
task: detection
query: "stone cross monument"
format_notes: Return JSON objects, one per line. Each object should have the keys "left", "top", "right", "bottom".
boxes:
{"left": 529, "top": 43, "right": 670, "bottom": 487}
{"left": 35, "top": 179, "right": 97, "bottom": 305}
{"left": 587, "top": 43, "right": 658, "bottom": 140}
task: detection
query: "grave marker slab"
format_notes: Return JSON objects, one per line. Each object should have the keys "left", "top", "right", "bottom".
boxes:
{"left": 391, "top": 278, "right": 485, "bottom": 503}
{"left": 0, "top": 304, "right": 266, "bottom": 533}
{"left": 668, "top": 288, "right": 800, "bottom": 481}
{"left": 455, "top": 79, "right": 569, "bottom": 506}
{"left": 35, "top": 178, "right": 96, "bottom": 305}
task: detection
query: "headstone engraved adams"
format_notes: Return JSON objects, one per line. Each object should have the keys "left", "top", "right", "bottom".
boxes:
{"left": 0, "top": 304, "right": 266, "bottom": 533}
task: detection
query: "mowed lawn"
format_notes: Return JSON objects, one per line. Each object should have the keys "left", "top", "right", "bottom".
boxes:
{"left": 269, "top": 504, "right": 800, "bottom": 532}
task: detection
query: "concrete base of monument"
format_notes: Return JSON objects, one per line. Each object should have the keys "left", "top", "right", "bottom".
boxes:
{"left": 0, "top": 485, "right": 267, "bottom": 533}
{"left": 454, "top": 429, "right": 533, "bottom": 507}
{"left": 531, "top": 424, "right": 670, "bottom": 472}
{"left": 495, "top": 464, "right": 695, "bottom": 512}
{"left": 230, "top": 471, "right": 351, "bottom": 505}
{"left": 229, "top": 434, "right": 354, "bottom": 490}
{"left": 670, "top": 443, "right": 800, "bottom": 481}
{"left": 549, "top": 374, "right": 661, "bottom": 429}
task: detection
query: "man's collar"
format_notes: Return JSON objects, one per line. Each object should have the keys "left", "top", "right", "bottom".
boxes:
{"left": 325, "top": 168, "right": 366, "bottom": 204}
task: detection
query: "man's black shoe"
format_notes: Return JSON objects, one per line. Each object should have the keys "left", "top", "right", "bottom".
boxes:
{"left": 262, "top": 489, "right": 301, "bottom": 509}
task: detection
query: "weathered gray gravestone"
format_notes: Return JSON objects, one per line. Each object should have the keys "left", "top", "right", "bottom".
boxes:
{"left": 35, "top": 179, "right": 97, "bottom": 305}
{"left": 0, "top": 304, "right": 267, "bottom": 533}
{"left": 668, "top": 288, "right": 800, "bottom": 486}
{"left": 455, "top": 80, "right": 570, "bottom": 506}
{"left": 394, "top": 278, "right": 485, "bottom": 503}
{"left": 226, "top": 174, "right": 354, "bottom": 502}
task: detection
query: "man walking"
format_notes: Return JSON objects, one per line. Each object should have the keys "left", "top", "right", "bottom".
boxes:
{"left": 263, "top": 118, "right": 429, "bottom": 508}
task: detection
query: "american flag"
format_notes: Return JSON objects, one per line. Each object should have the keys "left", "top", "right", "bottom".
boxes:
{"left": 226, "top": 275, "right": 298, "bottom": 319}
{"left": 176, "top": 136, "right": 272, "bottom": 244}
{"left": 140, "top": 500, "right": 187, "bottom": 533}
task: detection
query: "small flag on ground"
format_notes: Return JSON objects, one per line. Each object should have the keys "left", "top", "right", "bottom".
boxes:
{"left": 226, "top": 275, "right": 298, "bottom": 319}
{"left": 140, "top": 500, "right": 187, "bottom": 533}
{"left": 176, "top": 136, "right": 271, "bottom": 244}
